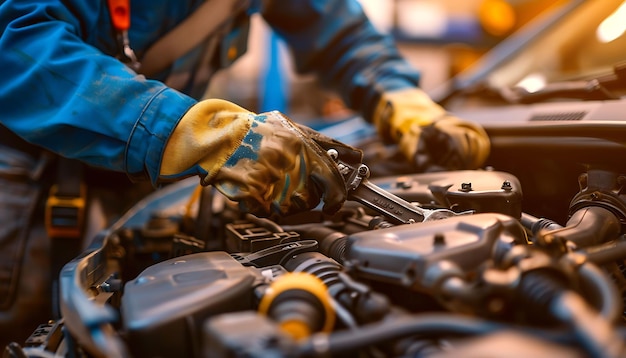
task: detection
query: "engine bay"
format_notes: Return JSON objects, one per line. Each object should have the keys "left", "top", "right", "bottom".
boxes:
{"left": 23, "top": 158, "right": 626, "bottom": 357}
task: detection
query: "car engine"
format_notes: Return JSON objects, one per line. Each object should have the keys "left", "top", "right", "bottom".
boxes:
{"left": 12, "top": 157, "right": 626, "bottom": 357}
{"left": 6, "top": 1, "right": 626, "bottom": 356}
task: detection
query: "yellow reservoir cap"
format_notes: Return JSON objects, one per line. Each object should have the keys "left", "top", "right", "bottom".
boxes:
{"left": 258, "top": 272, "right": 335, "bottom": 339}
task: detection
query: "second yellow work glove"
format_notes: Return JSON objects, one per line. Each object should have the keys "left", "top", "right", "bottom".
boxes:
{"left": 373, "top": 88, "right": 490, "bottom": 172}
{"left": 159, "top": 99, "right": 348, "bottom": 217}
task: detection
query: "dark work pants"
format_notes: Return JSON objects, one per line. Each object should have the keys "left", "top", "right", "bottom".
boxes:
{"left": 0, "top": 145, "right": 51, "bottom": 348}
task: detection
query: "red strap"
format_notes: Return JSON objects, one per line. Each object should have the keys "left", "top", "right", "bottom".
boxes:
{"left": 107, "top": 0, "right": 131, "bottom": 31}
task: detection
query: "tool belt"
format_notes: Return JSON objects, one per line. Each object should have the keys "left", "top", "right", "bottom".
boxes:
{"left": 45, "top": 159, "right": 86, "bottom": 241}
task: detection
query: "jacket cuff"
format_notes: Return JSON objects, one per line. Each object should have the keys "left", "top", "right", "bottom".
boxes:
{"left": 125, "top": 87, "right": 196, "bottom": 185}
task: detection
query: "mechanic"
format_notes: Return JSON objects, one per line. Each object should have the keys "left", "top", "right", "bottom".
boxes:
{"left": 0, "top": 0, "right": 490, "bottom": 347}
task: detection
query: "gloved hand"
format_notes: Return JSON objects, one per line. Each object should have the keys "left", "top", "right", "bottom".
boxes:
{"left": 373, "top": 88, "right": 490, "bottom": 172}
{"left": 159, "top": 99, "right": 347, "bottom": 217}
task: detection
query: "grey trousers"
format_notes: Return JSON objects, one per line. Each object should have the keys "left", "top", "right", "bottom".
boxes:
{"left": 0, "top": 145, "right": 51, "bottom": 348}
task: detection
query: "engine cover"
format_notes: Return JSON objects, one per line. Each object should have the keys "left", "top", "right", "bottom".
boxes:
{"left": 345, "top": 213, "right": 527, "bottom": 290}
{"left": 121, "top": 251, "right": 256, "bottom": 358}
{"left": 371, "top": 170, "right": 523, "bottom": 218}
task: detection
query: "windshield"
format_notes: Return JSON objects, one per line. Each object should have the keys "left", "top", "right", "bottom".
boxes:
{"left": 438, "top": 0, "right": 626, "bottom": 101}
{"left": 486, "top": 0, "right": 626, "bottom": 92}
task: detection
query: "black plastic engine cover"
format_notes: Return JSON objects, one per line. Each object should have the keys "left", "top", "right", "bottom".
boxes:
{"left": 371, "top": 170, "right": 523, "bottom": 219}
{"left": 121, "top": 251, "right": 256, "bottom": 358}
{"left": 345, "top": 213, "right": 527, "bottom": 290}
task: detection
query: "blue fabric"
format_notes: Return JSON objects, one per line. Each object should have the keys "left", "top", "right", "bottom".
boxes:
{"left": 0, "top": 1, "right": 200, "bottom": 184}
{"left": 224, "top": 114, "right": 265, "bottom": 167}
{"left": 260, "top": 0, "right": 421, "bottom": 120}
{"left": 259, "top": 30, "right": 288, "bottom": 113}
{"left": 0, "top": 0, "right": 420, "bottom": 185}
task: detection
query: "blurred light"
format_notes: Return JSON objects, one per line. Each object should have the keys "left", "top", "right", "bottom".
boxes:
{"left": 396, "top": 0, "right": 447, "bottom": 39}
{"left": 478, "top": 0, "right": 516, "bottom": 36}
{"left": 515, "top": 73, "right": 546, "bottom": 93}
{"left": 596, "top": 1, "right": 626, "bottom": 43}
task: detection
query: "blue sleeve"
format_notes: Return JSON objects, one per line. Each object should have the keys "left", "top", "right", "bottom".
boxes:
{"left": 260, "top": 0, "right": 421, "bottom": 121}
{"left": 0, "top": 1, "right": 197, "bottom": 184}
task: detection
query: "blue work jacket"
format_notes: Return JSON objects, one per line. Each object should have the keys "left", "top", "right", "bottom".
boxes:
{"left": 0, "top": 0, "right": 420, "bottom": 184}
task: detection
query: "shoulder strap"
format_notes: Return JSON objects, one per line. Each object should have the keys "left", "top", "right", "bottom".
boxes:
{"left": 140, "top": 0, "right": 247, "bottom": 77}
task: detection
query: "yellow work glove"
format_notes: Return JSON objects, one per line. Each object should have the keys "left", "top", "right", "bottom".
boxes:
{"left": 159, "top": 99, "right": 347, "bottom": 217}
{"left": 373, "top": 88, "right": 490, "bottom": 171}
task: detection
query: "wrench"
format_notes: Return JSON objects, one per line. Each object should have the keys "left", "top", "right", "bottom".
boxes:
{"left": 327, "top": 149, "right": 471, "bottom": 225}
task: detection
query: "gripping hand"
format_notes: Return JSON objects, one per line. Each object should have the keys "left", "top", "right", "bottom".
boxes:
{"left": 373, "top": 88, "right": 490, "bottom": 171}
{"left": 160, "top": 99, "right": 347, "bottom": 217}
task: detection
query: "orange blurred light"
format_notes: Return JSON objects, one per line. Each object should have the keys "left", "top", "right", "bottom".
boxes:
{"left": 479, "top": 0, "right": 516, "bottom": 36}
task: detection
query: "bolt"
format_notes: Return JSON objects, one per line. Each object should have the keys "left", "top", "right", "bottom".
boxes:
{"left": 501, "top": 181, "right": 512, "bottom": 191}
{"left": 396, "top": 177, "right": 413, "bottom": 189}
{"left": 327, "top": 149, "right": 339, "bottom": 161}
{"left": 459, "top": 182, "right": 473, "bottom": 192}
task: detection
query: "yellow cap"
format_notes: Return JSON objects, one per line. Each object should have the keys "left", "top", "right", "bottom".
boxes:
{"left": 258, "top": 272, "right": 335, "bottom": 340}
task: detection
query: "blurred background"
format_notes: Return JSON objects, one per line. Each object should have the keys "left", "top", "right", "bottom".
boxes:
{"left": 204, "top": 0, "right": 566, "bottom": 123}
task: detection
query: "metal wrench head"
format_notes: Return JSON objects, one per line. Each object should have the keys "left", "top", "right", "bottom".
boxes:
{"left": 422, "top": 208, "right": 474, "bottom": 222}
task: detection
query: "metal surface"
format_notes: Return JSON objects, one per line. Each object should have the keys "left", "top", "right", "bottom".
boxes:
{"left": 328, "top": 148, "right": 471, "bottom": 225}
